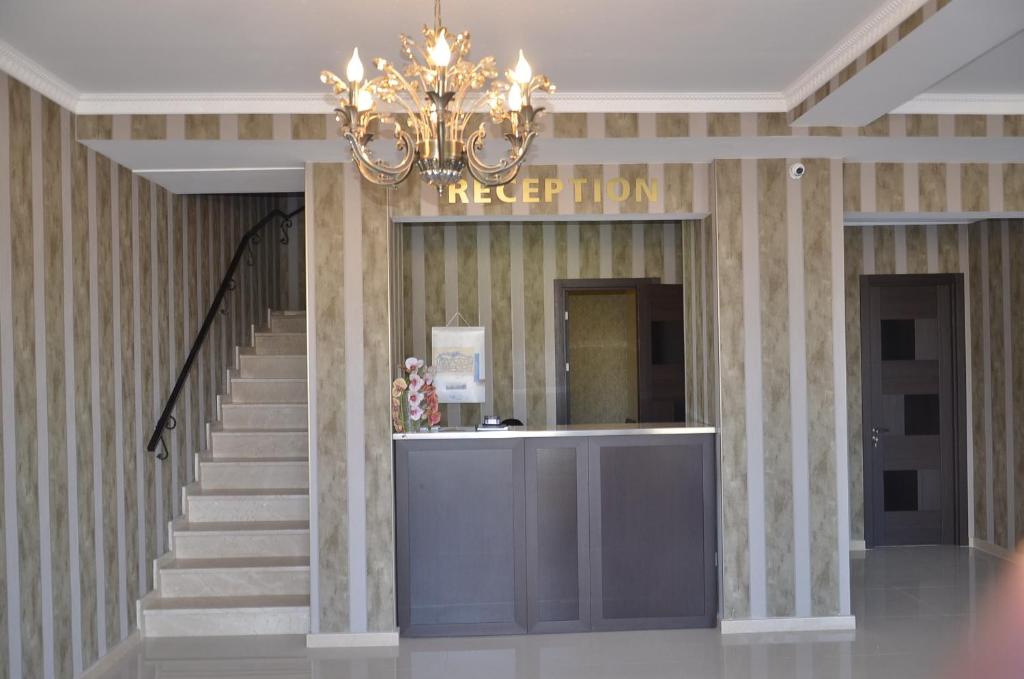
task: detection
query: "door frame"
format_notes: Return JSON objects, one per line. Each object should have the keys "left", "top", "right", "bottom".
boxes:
{"left": 553, "top": 278, "right": 657, "bottom": 425}
{"left": 859, "top": 273, "right": 969, "bottom": 548}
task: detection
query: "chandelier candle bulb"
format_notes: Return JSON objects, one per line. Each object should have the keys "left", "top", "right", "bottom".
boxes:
{"left": 513, "top": 50, "right": 532, "bottom": 85}
{"left": 346, "top": 48, "right": 364, "bottom": 83}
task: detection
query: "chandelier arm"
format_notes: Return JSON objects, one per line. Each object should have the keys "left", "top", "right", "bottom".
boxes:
{"left": 465, "top": 128, "right": 537, "bottom": 186}
{"left": 343, "top": 129, "right": 418, "bottom": 186}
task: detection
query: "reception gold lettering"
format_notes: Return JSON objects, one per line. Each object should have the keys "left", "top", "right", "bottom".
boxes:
{"left": 445, "top": 177, "right": 660, "bottom": 206}
{"left": 522, "top": 178, "right": 540, "bottom": 203}
{"left": 496, "top": 182, "right": 516, "bottom": 203}
{"left": 635, "top": 177, "right": 657, "bottom": 203}
{"left": 572, "top": 177, "right": 588, "bottom": 203}
{"left": 544, "top": 177, "right": 564, "bottom": 203}
{"left": 448, "top": 179, "right": 469, "bottom": 204}
{"left": 607, "top": 177, "right": 630, "bottom": 202}
{"left": 473, "top": 180, "right": 492, "bottom": 204}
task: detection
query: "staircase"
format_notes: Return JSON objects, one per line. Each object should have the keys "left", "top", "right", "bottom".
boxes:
{"left": 140, "top": 310, "right": 311, "bottom": 637}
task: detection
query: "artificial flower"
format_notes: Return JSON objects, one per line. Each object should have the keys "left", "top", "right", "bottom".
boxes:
{"left": 408, "top": 373, "right": 424, "bottom": 392}
{"left": 408, "top": 391, "right": 423, "bottom": 407}
{"left": 405, "top": 357, "right": 419, "bottom": 372}
{"left": 409, "top": 406, "right": 424, "bottom": 421}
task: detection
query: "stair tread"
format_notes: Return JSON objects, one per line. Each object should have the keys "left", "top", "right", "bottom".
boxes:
{"left": 188, "top": 487, "right": 309, "bottom": 497}
{"left": 210, "top": 424, "right": 308, "bottom": 434}
{"left": 164, "top": 556, "right": 310, "bottom": 570}
{"left": 231, "top": 376, "right": 308, "bottom": 382}
{"left": 221, "top": 402, "right": 308, "bottom": 408}
{"left": 143, "top": 594, "right": 309, "bottom": 611}
{"left": 199, "top": 455, "right": 309, "bottom": 464}
{"left": 173, "top": 520, "right": 309, "bottom": 533}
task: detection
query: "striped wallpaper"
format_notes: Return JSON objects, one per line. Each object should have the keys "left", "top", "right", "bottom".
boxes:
{"left": 714, "top": 158, "right": 849, "bottom": 620}
{"left": 397, "top": 219, "right": 715, "bottom": 429}
{"left": 844, "top": 220, "right": 1024, "bottom": 552}
{"left": 305, "top": 158, "right": 719, "bottom": 639}
{"left": 0, "top": 72, "right": 287, "bottom": 679}
{"left": 73, "top": 111, "right": 1024, "bottom": 146}
{"left": 844, "top": 115, "right": 1024, "bottom": 213}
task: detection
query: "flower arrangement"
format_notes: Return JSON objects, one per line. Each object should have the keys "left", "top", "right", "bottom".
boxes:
{"left": 392, "top": 357, "right": 441, "bottom": 433}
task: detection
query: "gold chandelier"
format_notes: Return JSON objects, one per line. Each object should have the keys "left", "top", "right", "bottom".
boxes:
{"left": 320, "top": 0, "right": 554, "bottom": 191}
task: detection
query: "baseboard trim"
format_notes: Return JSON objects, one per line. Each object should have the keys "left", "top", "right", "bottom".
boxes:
{"left": 850, "top": 539, "right": 866, "bottom": 551}
{"left": 80, "top": 631, "right": 141, "bottom": 679}
{"left": 720, "top": 615, "right": 856, "bottom": 635}
{"left": 970, "top": 538, "right": 1016, "bottom": 561}
{"left": 306, "top": 632, "right": 400, "bottom": 648}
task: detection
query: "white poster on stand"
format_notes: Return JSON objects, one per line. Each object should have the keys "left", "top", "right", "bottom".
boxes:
{"left": 431, "top": 326, "right": 486, "bottom": 403}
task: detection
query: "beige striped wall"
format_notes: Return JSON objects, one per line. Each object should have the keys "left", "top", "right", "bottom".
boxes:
{"left": 397, "top": 219, "right": 715, "bottom": 429}
{"left": 714, "top": 158, "right": 849, "bottom": 620}
{"left": 843, "top": 115, "right": 1024, "bottom": 213}
{"left": 74, "top": 111, "right": 1024, "bottom": 145}
{"left": 305, "top": 159, "right": 720, "bottom": 638}
{"left": 0, "top": 72, "right": 286, "bottom": 679}
{"left": 844, "top": 220, "right": 1024, "bottom": 552}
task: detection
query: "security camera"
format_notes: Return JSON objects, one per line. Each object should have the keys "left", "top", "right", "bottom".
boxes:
{"left": 789, "top": 162, "right": 806, "bottom": 180}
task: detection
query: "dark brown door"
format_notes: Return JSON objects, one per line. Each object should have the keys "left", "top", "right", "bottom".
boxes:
{"left": 861, "top": 274, "right": 967, "bottom": 547}
{"left": 637, "top": 283, "right": 686, "bottom": 422}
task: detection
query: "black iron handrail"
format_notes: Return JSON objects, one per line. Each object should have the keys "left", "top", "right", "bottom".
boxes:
{"left": 147, "top": 206, "right": 305, "bottom": 458}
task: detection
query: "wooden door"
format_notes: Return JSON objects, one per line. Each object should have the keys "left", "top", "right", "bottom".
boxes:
{"left": 637, "top": 283, "right": 686, "bottom": 422}
{"left": 861, "top": 274, "right": 967, "bottom": 547}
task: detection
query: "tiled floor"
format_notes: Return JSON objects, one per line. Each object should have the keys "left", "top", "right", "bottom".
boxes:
{"left": 94, "top": 546, "right": 1012, "bottom": 679}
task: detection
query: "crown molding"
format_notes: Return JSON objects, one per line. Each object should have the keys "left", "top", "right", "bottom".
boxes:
{"left": 0, "top": 37, "right": 79, "bottom": 110}
{"left": 782, "top": 0, "right": 930, "bottom": 109}
{"left": 76, "top": 91, "right": 337, "bottom": 114}
{"left": 536, "top": 91, "right": 788, "bottom": 113}
{"left": 893, "top": 92, "right": 1024, "bottom": 114}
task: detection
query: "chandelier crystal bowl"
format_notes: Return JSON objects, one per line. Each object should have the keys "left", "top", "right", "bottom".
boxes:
{"left": 320, "top": 0, "right": 554, "bottom": 191}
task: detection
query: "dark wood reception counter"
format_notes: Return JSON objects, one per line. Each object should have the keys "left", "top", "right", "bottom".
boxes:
{"left": 393, "top": 425, "right": 717, "bottom": 637}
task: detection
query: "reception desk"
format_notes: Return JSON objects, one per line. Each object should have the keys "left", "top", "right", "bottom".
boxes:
{"left": 393, "top": 424, "right": 717, "bottom": 637}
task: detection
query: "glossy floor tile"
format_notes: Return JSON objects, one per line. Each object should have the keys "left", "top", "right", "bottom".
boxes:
{"left": 92, "top": 546, "right": 1014, "bottom": 679}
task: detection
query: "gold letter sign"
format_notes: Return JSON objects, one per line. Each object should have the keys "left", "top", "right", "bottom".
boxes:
{"left": 447, "top": 176, "right": 659, "bottom": 206}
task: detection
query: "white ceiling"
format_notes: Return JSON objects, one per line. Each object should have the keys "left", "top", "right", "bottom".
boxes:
{"left": 0, "top": 0, "right": 888, "bottom": 94}
{"left": 928, "top": 29, "right": 1024, "bottom": 94}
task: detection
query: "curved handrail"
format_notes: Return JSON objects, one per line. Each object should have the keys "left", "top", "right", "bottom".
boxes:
{"left": 146, "top": 206, "right": 305, "bottom": 457}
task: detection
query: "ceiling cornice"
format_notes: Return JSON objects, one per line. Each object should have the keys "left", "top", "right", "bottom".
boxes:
{"left": 893, "top": 92, "right": 1024, "bottom": 114}
{"left": 782, "top": 0, "right": 930, "bottom": 108}
{"left": 535, "top": 91, "right": 788, "bottom": 113}
{"left": 75, "top": 92, "right": 338, "bottom": 115}
{"left": 0, "top": 38, "right": 79, "bottom": 110}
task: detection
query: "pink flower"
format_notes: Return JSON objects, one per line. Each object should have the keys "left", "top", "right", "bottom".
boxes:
{"left": 408, "top": 373, "right": 424, "bottom": 392}
{"left": 405, "top": 357, "right": 420, "bottom": 372}
{"left": 409, "top": 406, "right": 424, "bottom": 421}
{"left": 408, "top": 391, "right": 423, "bottom": 407}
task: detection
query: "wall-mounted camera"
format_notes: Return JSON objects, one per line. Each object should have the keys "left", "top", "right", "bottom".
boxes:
{"left": 789, "top": 162, "right": 806, "bottom": 180}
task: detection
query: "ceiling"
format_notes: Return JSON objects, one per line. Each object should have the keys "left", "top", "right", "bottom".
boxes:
{"left": 928, "top": 29, "right": 1024, "bottom": 94}
{"left": 0, "top": 0, "right": 889, "bottom": 94}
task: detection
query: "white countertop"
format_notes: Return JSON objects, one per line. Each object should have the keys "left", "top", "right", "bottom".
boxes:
{"left": 392, "top": 422, "right": 716, "bottom": 440}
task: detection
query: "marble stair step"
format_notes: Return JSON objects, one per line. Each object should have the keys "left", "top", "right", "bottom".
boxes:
{"left": 170, "top": 519, "right": 310, "bottom": 559}
{"left": 140, "top": 593, "right": 310, "bottom": 637}
{"left": 209, "top": 427, "right": 308, "bottom": 458}
{"left": 185, "top": 488, "right": 309, "bottom": 523}
{"left": 238, "top": 353, "right": 306, "bottom": 379}
{"left": 229, "top": 377, "right": 308, "bottom": 404}
{"left": 253, "top": 332, "right": 307, "bottom": 355}
{"left": 220, "top": 402, "right": 308, "bottom": 430}
{"left": 269, "top": 315, "right": 307, "bottom": 333}
{"left": 157, "top": 556, "right": 310, "bottom": 599}
{"left": 198, "top": 456, "right": 309, "bottom": 491}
